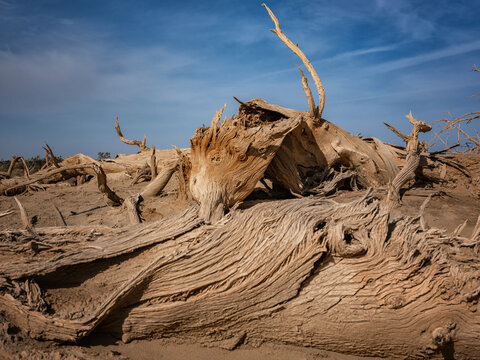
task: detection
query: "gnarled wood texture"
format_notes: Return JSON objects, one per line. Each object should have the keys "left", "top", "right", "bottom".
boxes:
{"left": 1, "top": 4, "right": 478, "bottom": 360}
{"left": 1, "top": 193, "right": 479, "bottom": 359}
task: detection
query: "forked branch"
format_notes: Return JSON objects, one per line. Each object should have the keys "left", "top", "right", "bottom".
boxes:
{"left": 42, "top": 143, "right": 60, "bottom": 168}
{"left": 263, "top": 3, "right": 325, "bottom": 118}
{"left": 431, "top": 111, "right": 480, "bottom": 152}
{"left": 115, "top": 117, "right": 149, "bottom": 152}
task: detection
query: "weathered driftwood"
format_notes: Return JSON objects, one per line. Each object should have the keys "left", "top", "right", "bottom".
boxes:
{"left": 264, "top": 4, "right": 324, "bottom": 118}
{"left": 1, "top": 5, "right": 479, "bottom": 360}
{"left": 0, "top": 210, "right": 14, "bottom": 218}
{"left": 1, "top": 164, "right": 94, "bottom": 196}
{"left": 1, "top": 193, "right": 480, "bottom": 358}
{"left": 42, "top": 142, "right": 60, "bottom": 168}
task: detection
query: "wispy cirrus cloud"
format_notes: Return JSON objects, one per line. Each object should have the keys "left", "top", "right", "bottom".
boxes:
{"left": 368, "top": 40, "right": 480, "bottom": 74}
{"left": 1, "top": 0, "right": 480, "bottom": 158}
{"left": 325, "top": 43, "right": 402, "bottom": 62}
{"left": 375, "top": 0, "right": 436, "bottom": 40}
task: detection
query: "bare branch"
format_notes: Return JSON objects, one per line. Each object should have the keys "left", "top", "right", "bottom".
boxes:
{"left": 0, "top": 210, "right": 14, "bottom": 218}
{"left": 0, "top": 156, "right": 31, "bottom": 179}
{"left": 41, "top": 149, "right": 50, "bottom": 169}
{"left": 263, "top": 3, "right": 325, "bottom": 118}
{"left": 383, "top": 122, "right": 408, "bottom": 141}
{"left": 450, "top": 122, "right": 480, "bottom": 147}
{"left": 1, "top": 164, "right": 94, "bottom": 196}
{"left": 429, "top": 143, "right": 460, "bottom": 155}
{"left": 43, "top": 143, "right": 60, "bottom": 168}
{"left": 296, "top": 64, "right": 316, "bottom": 117}
{"left": 386, "top": 112, "right": 431, "bottom": 208}
{"left": 115, "top": 116, "right": 149, "bottom": 152}
{"left": 233, "top": 96, "right": 247, "bottom": 106}
{"left": 52, "top": 204, "right": 67, "bottom": 226}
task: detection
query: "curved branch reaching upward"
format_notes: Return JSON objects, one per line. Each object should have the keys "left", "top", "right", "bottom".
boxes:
{"left": 115, "top": 117, "right": 149, "bottom": 152}
{"left": 0, "top": 156, "right": 31, "bottom": 179}
{"left": 296, "top": 65, "right": 316, "bottom": 117}
{"left": 263, "top": 3, "right": 325, "bottom": 118}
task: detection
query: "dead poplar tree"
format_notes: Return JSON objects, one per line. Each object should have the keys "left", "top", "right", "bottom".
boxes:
{"left": 1, "top": 5, "right": 480, "bottom": 360}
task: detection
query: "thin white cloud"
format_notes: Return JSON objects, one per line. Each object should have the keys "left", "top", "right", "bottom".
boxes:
{"left": 369, "top": 40, "right": 480, "bottom": 74}
{"left": 375, "top": 0, "right": 436, "bottom": 40}
{"left": 325, "top": 43, "right": 401, "bottom": 62}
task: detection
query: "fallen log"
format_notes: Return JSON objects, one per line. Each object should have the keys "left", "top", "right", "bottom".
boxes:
{"left": 1, "top": 193, "right": 479, "bottom": 358}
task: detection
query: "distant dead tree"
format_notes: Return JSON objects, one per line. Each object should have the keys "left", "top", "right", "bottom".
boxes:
{"left": 429, "top": 65, "right": 480, "bottom": 153}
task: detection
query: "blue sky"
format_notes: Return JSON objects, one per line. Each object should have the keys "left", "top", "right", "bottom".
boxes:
{"left": 1, "top": 0, "right": 479, "bottom": 159}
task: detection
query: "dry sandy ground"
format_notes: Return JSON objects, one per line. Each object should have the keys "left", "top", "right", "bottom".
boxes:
{"left": 85, "top": 335, "right": 379, "bottom": 360}
{"left": 0, "top": 161, "right": 479, "bottom": 359}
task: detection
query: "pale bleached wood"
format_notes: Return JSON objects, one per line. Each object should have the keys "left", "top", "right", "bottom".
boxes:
{"left": 13, "top": 196, "right": 32, "bottom": 232}
{"left": 0, "top": 209, "right": 14, "bottom": 218}
{"left": 296, "top": 64, "right": 316, "bottom": 117}
{"left": 140, "top": 161, "right": 178, "bottom": 198}
{"left": 263, "top": 3, "right": 325, "bottom": 118}
{"left": 0, "top": 156, "right": 31, "bottom": 179}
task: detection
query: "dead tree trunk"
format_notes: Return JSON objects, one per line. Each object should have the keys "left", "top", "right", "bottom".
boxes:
{"left": 186, "top": 5, "right": 401, "bottom": 221}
